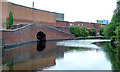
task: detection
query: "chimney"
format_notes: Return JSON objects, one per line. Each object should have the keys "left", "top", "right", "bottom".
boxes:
{"left": 32, "top": 1, "right": 34, "bottom": 8}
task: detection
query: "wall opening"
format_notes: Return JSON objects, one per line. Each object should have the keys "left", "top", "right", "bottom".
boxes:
{"left": 37, "top": 31, "right": 46, "bottom": 41}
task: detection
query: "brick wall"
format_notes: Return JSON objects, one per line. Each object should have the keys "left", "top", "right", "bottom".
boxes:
{"left": 56, "top": 20, "right": 68, "bottom": 27}
{"left": 56, "top": 21, "right": 105, "bottom": 33}
{"left": 56, "top": 27, "right": 70, "bottom": 33}
{"left": 73, "top": 22, "right": 94, "bottom": 29}
{"left": 1, "top": 24, "right": 75, "bottom": 44}
{"left": 2, "top": 2, "right": 56, "bottom": 28}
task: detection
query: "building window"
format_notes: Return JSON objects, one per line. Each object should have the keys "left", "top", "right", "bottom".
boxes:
{"left": 78, "top": 24, "right": 81, "bottom": 26}
{"left": 60, "top": 15, "right": 64, "bottom": 18}
{"left": 82, "top": 24, "right": 84, "bottom": 26}
{"left": 70, "top": 23, "right": 73, "bottom": 26}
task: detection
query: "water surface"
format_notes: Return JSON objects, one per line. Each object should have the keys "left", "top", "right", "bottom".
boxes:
{"left": 2, "top": 39, "right": 119, "bottom": 70}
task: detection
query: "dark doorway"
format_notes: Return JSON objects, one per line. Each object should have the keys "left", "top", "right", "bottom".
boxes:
{"left": 37, "top": 31, "right": 46, "bottom": 41}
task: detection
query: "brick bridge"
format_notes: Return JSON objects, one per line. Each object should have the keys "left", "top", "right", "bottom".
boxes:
{"left": 0, "top": 24, "right": 75, "bottom": 45}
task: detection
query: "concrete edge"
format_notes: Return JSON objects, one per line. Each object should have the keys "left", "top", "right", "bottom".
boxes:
{"left": 4, "top": 38, "right": 75, "bottom": 49}
{"left": 4, "top": 36, "right": 107, "bottom": 48}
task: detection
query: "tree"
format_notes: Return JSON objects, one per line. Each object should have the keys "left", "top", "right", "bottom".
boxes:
{"left": 104, "top": 1, "right": 120, "bottom": 39}
{"left": 115, "top": 26, "right": 120, "bottom": 42}
{"left": 104, "top": 24, "right": 116, "bottom": 38}
{"left": 7, "top": 11, "right": 14, "bottom": 27}
{"left": 89, "top": 28, "right": 97, "bottom": 36}
{"left": 100, "top": 26, "right": 105, "bottom": 36}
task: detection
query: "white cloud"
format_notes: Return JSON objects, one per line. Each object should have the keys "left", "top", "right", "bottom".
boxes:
{"left": 7, "top": 0, "right": 117, "bottom": 23}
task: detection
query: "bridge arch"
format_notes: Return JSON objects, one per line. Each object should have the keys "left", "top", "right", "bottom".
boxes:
{"left": 37, "top": 31, "right": 46, "bottom": 41}
{"left": 1, "top": 24, "right": 75, "bottom": 45}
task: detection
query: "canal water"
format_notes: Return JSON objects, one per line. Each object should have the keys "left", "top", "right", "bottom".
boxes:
{"left": 2, "top": 39, "right": 120, "bottom": 70}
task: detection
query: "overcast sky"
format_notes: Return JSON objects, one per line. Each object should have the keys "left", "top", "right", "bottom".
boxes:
{"left": 7, "top": 0, "right": 117, "bottom": 23}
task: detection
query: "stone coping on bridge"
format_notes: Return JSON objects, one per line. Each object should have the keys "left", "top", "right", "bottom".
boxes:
{"left": 36, "top": 24, "right": 74, "bottom": 35}
{"left": 56, "top": 27, "right": 69, "bottom": 28}
{"left": 0, "top": 24, "right": 32, "bottom": 32}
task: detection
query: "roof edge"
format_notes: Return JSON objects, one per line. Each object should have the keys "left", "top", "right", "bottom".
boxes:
{"left": 7, "top": 1, "right": 64, "bottom": 14}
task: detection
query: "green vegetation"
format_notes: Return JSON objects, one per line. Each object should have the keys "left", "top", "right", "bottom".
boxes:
{"left": 104, "top": 1, "right": 120, "bottom": 43}
{"left": 99, "top": 2, "right": 120, "bottom": 71}
{"left": 70, "top": 26, "right": 88, "bottom": 37}
{"left": 9, "top": 61, "right": 14, "bottom": 70}
{"left": 115, "top": 26, "right": 120, "bottom": 42}
{"left": 7, "top": 11, "right": 14, "bottom": 27}
{"left": 80, "top": 26, "right": 89, "bottom": 37}
{"left": 69, "top": 47, "right": 88, "bottom": 51}
{"left": 100, "top": 42, "right": 120, "bottom": 71}
{"left": 100, "top": 26, "right": 105, "bottom": 36}
{"left": 89, "top": 28, "right": 97, "bottom": 36}
{"left": 70, "top": 26, "right": 81, "bottom": 37}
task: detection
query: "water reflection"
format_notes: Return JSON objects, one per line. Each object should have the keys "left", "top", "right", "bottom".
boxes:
{"left": 2, "top": 40, "right": 69, "bottom": 70}
{"left": 44, "top": 40, "right": 112, "bottom": 70}
{"left": 100, "top": 42, "right": 120, "bottom": 71}
{"left": 37, "top": 40, "right": 46, "bottom": 51}
{"left": 57, "top": 39, "right": 110, "bottom": 49}
{"left": 2, "top": 39, "right": 119, "bottom": 70}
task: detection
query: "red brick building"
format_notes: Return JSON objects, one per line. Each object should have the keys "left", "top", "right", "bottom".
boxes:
{"left": 56, "top": 20, "right": 106, "bottom": 33}
{"left": 1, "top": 1, "right": 106, "bottom": 33}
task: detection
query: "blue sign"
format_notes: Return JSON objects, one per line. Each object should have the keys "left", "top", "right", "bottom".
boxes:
{"left": 103, "top": 20, "right": 108, "bottom": 24}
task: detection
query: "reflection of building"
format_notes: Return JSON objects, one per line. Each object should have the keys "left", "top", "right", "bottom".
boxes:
{"left": 3, "top": 55, "right": 56, "bottom": 70}
{"left": 56, "top": 53, "right": 64, "bottom": 59}
{"left": 2, "top": 41, "right": 69, "bottom": 70}
{"left": 2, "top": 42, "right": 57, "bottom": 70}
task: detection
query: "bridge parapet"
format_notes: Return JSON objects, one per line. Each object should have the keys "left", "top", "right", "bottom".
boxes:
{"left": 0, "top": 24, "right": 76, "bottom": 45}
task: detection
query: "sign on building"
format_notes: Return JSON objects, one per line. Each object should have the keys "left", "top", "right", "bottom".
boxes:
{"left": 97, "top": 20, "right": 103, "bottom": 24}
{"left": 97, "top": 20, "right": 108, "bottom": 24}
{"left": 103, "top": 20, "right": 108, "bottom": 24}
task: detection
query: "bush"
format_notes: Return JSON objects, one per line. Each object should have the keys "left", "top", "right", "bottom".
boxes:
{"left": 7, "top": 11, "right": 14, "bottom": 27}
{"left": 70, "top": 26, "right": 81, "bottom": 37}
{"left": 69, "top": 26, "right": 88, "bottom": 37}
{"left": 89, "top": 28, "right": 97, "bottom": 36}
{"left": 80, "top": 26, "right": 88, "bottom": 37}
